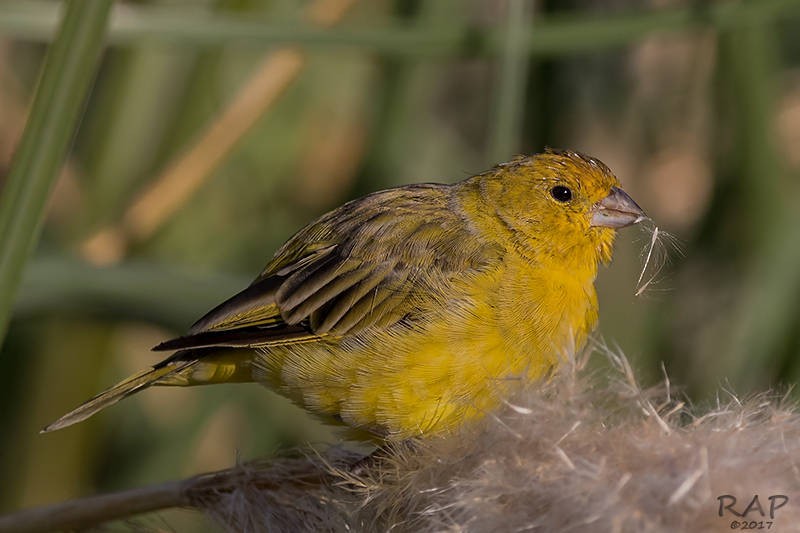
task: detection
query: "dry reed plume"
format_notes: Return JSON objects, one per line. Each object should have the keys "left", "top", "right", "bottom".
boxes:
{"left": 195, "top": 346, "right": 800, "bottom": 532}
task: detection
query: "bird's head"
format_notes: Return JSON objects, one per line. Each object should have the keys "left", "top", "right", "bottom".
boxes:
{"left": 478, "top": 149, "right": 646, "bottom": 267}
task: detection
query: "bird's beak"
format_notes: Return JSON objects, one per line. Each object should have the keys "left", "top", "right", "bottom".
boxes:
{"left": 590, "top": 186, "right": 647, "bottom": 229}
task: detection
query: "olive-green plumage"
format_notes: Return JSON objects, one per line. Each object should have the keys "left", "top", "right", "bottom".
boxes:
{"left": 45, "top": 149, "right": 645, "bottom": 439}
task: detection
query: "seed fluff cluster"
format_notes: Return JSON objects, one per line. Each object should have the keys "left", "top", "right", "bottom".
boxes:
{"left": 185, "top": 345, "right": 800, "bottom": 533}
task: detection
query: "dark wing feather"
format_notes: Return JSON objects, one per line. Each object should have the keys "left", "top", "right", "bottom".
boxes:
{"left": 187, "top": 276, "right": 284, "bottom": 333}
{"left": 152, "top": 324, "right": 312, "bottom": 352}
{"left": 153, "top": 183, "right": 502, "bottom": 352}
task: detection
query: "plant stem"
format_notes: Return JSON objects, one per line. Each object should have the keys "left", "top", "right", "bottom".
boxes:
{"left": 488, "top": 0, "right": 532, "bottom": 162}
{"left": 0, "top": 0, "right": 113, "bottom": 346}
{"left": 0, "top": 480, "right": 185, "bottom": 533}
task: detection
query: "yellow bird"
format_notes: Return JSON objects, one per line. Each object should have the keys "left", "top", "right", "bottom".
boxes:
{"left": 44, "top": 149, "right": 645, "bottom": 440}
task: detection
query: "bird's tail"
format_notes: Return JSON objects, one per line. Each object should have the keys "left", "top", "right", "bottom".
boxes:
{"left": 41, "top": 360, "right": 195, "bottom": 433}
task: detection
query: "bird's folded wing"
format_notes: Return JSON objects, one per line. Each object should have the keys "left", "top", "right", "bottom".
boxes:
{"left": 154, "top": 185, "right": 501, "bottom": 352}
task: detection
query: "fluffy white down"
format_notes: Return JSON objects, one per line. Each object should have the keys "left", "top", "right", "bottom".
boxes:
{"left": 191, "top": 347, "right": 800, "bottom": 533}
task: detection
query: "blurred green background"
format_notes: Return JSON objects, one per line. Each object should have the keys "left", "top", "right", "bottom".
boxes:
{"left": 1, "top": 0, "right": 800, "bottom": 529}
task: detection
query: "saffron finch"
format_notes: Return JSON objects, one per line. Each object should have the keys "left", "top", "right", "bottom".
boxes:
{"left": 45, "top": 149, "right": 645, "bottom": 439}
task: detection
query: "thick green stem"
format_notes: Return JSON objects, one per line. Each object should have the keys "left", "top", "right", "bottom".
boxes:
{"left": 0, "top": 0, "right": 114, "bottom": 346}
{"left": 2, "top": 0, "right": 800, "bottom": 54}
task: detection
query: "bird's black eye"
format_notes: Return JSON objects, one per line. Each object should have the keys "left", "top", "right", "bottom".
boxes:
{"left": 550, "top": 185, "right": 572, "bottom": 203}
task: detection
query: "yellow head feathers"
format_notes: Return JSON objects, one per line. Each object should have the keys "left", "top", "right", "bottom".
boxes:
{"left": 464, "top": 149, "right": 643, "bottom": 268}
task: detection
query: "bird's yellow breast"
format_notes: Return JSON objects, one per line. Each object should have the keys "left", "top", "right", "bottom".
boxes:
{"left": 255, "top": 251, "right": 599, "bottom": 440}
